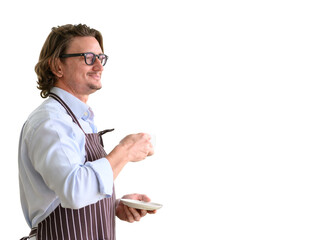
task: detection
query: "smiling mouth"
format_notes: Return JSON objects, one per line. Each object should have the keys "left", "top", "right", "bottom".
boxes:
{"left": 88, "top": 72, "right": 102, "bottom": 79}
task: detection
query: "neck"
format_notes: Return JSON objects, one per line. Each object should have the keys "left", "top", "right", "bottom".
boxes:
{"left": 55, "top": 81, "right": 89, "bottom": 103}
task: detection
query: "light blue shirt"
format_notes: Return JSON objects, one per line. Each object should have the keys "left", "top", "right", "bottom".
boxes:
{"left": 18, "top": 87, "right": 114, "bottom": 228}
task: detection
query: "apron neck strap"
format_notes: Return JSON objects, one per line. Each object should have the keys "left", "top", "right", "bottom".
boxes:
{"left": 49, "top": 92, "right": 85, "bottom": 133}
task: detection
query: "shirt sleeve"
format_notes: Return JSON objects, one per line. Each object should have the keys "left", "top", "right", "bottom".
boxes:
{"left": 27, "top": 115, "right": 113, "bottom": 209}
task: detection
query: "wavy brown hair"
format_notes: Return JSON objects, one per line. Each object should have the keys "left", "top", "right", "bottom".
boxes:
{"left": 35, "top": 24, "right": 104, "bottom": 98}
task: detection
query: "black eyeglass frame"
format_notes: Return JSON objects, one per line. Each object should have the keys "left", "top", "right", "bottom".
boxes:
{"left": 60, "top": 52, "right": 108, "bottom": 66}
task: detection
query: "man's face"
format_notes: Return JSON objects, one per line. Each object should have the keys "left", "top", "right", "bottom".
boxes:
{"left": 57, "top": 36, "right": 104, "bottom": 99}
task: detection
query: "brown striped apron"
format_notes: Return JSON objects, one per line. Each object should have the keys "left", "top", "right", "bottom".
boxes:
{"left": 21, "top": 93, "right": 116, "bottom": 240}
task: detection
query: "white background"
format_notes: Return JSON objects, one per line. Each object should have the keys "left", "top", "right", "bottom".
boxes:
{"left": 1, "top": 0, "right": 330, "bottom": 239}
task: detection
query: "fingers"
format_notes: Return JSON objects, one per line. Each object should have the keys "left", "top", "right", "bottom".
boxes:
{"left": 140, "top": 133, "right": 154, "bottom": 157}
{"left": 140, "top": 209, "right": 148, "bottom": 217}
{"left": 147, "top": 142, "right": 154, "bottom": 156}
{"left": 124, "top": 205, "right": 144, "bottom": 223}
{"left": 119, "top": 133, "right": 154, "bottom": 162}
{"left": 136, "top": 194, "right": 151, "bottom": 202}
{"left": 147, "top": 210, "right": 157, "bottom": 214}
{"left": 123, "top": 205, "right": 135, "bottom": 223}
{"left": 121, "top": 194, "right": 155, "bottom": 223}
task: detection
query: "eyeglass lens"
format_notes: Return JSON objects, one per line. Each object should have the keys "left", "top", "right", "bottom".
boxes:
{"left": 85, "top": 53, "right": 107, "bottom": 66}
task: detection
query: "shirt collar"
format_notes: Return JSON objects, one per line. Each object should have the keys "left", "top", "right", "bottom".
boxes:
{"left": 50, "top": 87, "right": 92, "bottom": 121}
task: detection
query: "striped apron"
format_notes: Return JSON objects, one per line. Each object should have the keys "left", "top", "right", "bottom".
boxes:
{"left": 21, "top": 93, "right": 116, "bottom": 240}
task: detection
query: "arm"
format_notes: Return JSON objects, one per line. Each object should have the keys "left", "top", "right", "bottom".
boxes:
{"left": 28, "top": 117, "right": 113, "bottom": 209}
{"left": 28, "top": 118, "right": 154, "bottom": 208}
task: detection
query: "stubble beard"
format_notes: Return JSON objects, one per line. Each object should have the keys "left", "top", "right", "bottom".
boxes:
{"left": 87, "top": 83, "right": 102, "bottom": 93}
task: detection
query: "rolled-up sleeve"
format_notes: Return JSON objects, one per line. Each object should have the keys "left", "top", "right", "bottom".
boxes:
{"left": 27, "top": 115, "right": 113, "bottom": 209}
{"left": 85, "top": 157, "right": 114, "bottom": 196}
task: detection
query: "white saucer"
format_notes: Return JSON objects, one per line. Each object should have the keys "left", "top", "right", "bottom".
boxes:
{"left": 120, "top": 199, "right": 163, "bottom": 211}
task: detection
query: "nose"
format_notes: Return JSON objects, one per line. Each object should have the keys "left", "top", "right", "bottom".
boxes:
{"left": 92, "top": 57, "right": 104, "bottom": 71}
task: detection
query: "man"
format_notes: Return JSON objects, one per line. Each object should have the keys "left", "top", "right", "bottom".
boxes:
{"left": 19, "top": 24, "right": 155, "bottom": 240}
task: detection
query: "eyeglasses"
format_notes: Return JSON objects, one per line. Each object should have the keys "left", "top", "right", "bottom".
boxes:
{"left": 60, "top": 52, "right": 108, "bottom": 66}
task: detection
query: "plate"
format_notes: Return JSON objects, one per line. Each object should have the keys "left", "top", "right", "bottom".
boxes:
{"left": 120, "top": 199, "right": 163, "bottom": 211}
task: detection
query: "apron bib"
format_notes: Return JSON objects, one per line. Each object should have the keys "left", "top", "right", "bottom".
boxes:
{"left": 21, "top": 93, "right": 116, "bottom": 240}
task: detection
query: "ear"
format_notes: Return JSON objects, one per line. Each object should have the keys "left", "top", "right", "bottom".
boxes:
{"left": 49, "top": 57, "right": 63, "bottom": 78}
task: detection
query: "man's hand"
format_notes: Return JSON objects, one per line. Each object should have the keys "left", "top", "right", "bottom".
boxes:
{"left": 116, "top": 194, "right": 157, "bottom": 223}
{"left": 119, "top": 133, "right": 154, "bottom": 162}
{"left": 106, "top": 133, "right": 154, "bottom": 179}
